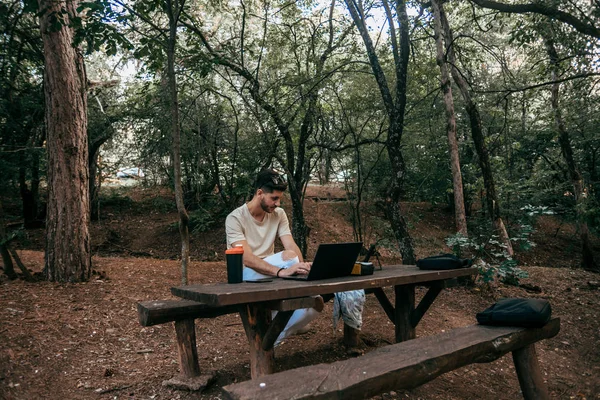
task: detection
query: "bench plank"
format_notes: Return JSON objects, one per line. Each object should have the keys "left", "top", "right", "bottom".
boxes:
{"left": 138, "top": 297, "right": 319, "bottom": 327}
{"left": 223, "top": 318, "right": 560, "bottom": 400}
{"left": 137, "top": 300, "right": 238, "bottom": 327}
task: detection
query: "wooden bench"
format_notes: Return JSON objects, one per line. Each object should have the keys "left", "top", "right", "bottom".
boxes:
{"left": 137, "top": 296, "right": 323, "bottom": 390}
{"left": 222, "top": 318, "right": 560, "bottom": 400}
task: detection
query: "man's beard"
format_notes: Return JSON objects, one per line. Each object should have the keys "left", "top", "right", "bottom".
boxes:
{"left": 260, "top": 198, "right": 276, "bottom": 213}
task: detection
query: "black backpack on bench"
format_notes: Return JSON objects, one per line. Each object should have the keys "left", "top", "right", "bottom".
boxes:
{"left": 476, "top": 298, "right": 552, "bottom": 328}
{"left": 416, "top": 254, "right": 472, "bottom": 270}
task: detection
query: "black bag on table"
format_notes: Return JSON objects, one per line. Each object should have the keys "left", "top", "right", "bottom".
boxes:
{"left": 416, "top": 254, "right": 472, "bottom": 270}
{"left": 476, "top": 298, "right": 552, "bottom": 328}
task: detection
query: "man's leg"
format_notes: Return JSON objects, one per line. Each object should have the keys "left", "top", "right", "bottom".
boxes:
{"left": 263, "top": 251, "right": 323, "bottom": 344}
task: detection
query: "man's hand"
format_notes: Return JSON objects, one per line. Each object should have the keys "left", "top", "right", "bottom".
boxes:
{"left": 278, "top": 262, "right": 312, "bottom": 277}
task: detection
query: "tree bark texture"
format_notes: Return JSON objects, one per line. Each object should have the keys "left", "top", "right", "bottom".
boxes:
{"left": 544, "top": 34, "right": 598, "bottom": 272}
{"left": 431, "top": 0, "right": 468, "bottom": 236}
{"left": 439, "top": 5, "right": 513, "bottom": 256}
{"left": 344, "top": 0, "right": 416, "bottom": 264}
{"left": 166, "top": 0, "right": 191, "bottom": 284}
{"left": 38, "top": 0, "right": 91, "bottom": 282}
{"left": 0, "top": 201, "right": 17, "bottom": 279}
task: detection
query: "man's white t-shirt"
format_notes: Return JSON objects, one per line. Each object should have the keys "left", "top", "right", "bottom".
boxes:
{"left": 225, "top": 203, "right": 292, "bottom": 258}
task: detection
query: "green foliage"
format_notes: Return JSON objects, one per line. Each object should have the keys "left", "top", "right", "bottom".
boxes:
{"left": 99, "top": 191, "right": 133, "bottom": 211}
{"left": 148, "top": 196, "right": 175, "bottom": 213}
{"left": 0, "top": 227, "right": 25, "bottom": 246}
{"left": 168, "top": 194, "right": 229, "bottom": 233}
{"left": 75, "top": 0, "right": 133, "bottom": 55}
{"left": 187, "top": 208, "right": 216, "bottom": 233}
{"left": 445, "top": 233, "right": 470, "bottom": 258}
{"left": 445, "top": 228, "right": 530, "bottom": 286}
{"left": 2, "top": 0, "right": 600, "bottom": 275}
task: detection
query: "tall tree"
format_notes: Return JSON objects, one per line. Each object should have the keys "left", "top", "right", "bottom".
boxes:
{"left": 183, "top": 0, "right": 352, "bottom": 256}
{"left": 344, "top": 0, "right": 416, "bottom": 263}
{"left": 0, "top": 0, "right": 45, "bottom": 229}
{"left": 38, "top": 0, "right": 91, "bottom": 281}
{"left": 438, "top": 3, "right": 514, "bottom": 256}
{"left": 431, "top": 0, "right": 467, "bottom": 236}
{"left": 543, "top": 27, "right": 598, "bottom": 272}
{"left": 165, "top": 0, "right": 191, "bottom": 284}
{"left": 113, "top": 0, "right": 191, "bottom": 283}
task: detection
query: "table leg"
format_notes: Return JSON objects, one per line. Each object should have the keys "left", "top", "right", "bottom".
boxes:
{"left": 174, "top": 319, "right": 200, "bottom": 377}
{"left": 343, "top": 324, "right": 361, "bottom": 347}
{"left": 394, "top": 284, "right": 415, "bottom": 342}
{"left": 239, "top": 304, "right": 274, "bottom": 379}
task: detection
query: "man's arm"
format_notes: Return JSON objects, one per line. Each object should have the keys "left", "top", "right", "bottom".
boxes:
{"left": 231, "top": 240, "right": 311, "bottom": 277}
{"left": 280, "top": 234, "right": 303, "bottom": 262}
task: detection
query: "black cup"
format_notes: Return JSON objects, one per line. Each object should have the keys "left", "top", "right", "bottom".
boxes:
{"left": 226, "top": 248, "right": 244, "bottom": 283}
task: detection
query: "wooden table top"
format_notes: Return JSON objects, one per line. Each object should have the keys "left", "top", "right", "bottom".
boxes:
{"left": 171, "top": 265, "right": 478, "bottom": 306}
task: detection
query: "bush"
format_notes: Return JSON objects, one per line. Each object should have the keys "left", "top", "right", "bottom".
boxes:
{"left": 188, "top": 208, "right": 216, "bottom": 233}
{"left": 99, "top": 191, "right": 133, "bottom": 211}
{"left": 445, "top": 230, "right": 529, "bottom": 286}
{"left": 149, "top": 196, "right": 175, "bottom": 213}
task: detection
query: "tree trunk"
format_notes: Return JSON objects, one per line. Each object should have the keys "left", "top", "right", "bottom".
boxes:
{"left": 19, "top": 160, "right": 37, "bottom": 229}
{"left": 166, "top": 0, "right": 190, "bottom": 284}
{"left": 38, "top": 0, "right": 91, "bottom": 282}
{"left": 89, "top": 148, "right": 100, "bottom": 221}
{"left": 431, "top": 0, "right": 468, "bottom": 236}
{"left": 0, "top": 201, "right": 17, "bottom": 280}
{"left": 344, "top": 0, "right": 416, "bottom": 264}
{"left": 439, "top": 5, "right": 513, "bottom": 256}
{"left": 31, "top": 147, "right": 41, "bottom": 222}
{"left": 88, "top": 132, "right": 112, "bottom": 221}
{"left": 386, "top": 147, "right": 416, "bottom": 264}
{"left": 289, "top": 184, "right": 308, "bottom": 258}
{"left": 544, "top": 34, "right": 598, "bottom": 272}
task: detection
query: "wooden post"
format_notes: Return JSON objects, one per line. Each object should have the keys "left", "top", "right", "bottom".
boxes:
{"left": 239, "top": 304, "right": 274, "bottom": 379}
{"left": 394, "top": 284, "right": 415, "bottom": 342}
{"left": 343, "top": 324, "right": 361, "bottom": 347}
{"left": 174, "top": 319, "right": 200, "bottom": 377}
{"left": 512, "top": 344, "right": 550, "bottom": 400}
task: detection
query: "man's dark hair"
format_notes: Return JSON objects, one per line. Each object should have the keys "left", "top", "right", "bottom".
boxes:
{"left": 254, "top": 169, "right": 287, "bottom": 193}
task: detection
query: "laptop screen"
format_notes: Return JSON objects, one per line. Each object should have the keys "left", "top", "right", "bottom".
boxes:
{"left": 284, "top": 242, "right": 362, "bottom": 281}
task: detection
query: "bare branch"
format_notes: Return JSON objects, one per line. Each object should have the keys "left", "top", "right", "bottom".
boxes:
{"left": 469, "top": 0, "right": 600, "bottom": 39}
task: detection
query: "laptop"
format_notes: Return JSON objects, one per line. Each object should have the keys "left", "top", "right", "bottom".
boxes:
{"left": 282, "top": 242, "right": 362, "bottom": 281}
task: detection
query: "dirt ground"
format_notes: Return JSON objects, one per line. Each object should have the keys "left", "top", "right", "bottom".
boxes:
{"left": 1, "top": 186, "right": 599, "bottom": 399}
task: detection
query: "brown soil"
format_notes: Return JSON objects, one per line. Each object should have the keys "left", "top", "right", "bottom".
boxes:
{"left": 1, "top": 186, "right": 599, "bottom": 399}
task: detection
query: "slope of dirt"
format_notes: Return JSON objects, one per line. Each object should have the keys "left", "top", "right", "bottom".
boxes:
{"left": 1, "top": 186, "right": 600, "bottom": 399}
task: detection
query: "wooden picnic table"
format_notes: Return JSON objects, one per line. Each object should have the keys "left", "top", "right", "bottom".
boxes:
{"left": 171, "top": 265, "right": 478, "bottom": 379}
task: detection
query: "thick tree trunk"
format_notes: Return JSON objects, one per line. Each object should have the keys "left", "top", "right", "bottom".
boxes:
{"left": 166, "top": 0, "right": 190, "bottom": 284}
{"left": 545, "top": 35, "right": 598, "bottom": 272}
{"left": 439, "top": 5, "right": 513, "bottom": 256}
{"left": 38, "top": 0, "right": 91, "bottom": 282}
{"left": 431, "top": 0, "right": 467, "bottom": 236}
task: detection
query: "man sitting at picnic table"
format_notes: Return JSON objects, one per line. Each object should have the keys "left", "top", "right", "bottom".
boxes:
{"left": 225, "top": 168, "right": 365, "bottom": 346}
